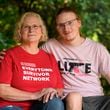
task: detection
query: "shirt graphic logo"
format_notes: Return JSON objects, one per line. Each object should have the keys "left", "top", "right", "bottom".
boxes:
{"left": 58, "top": 58, "right": 91, "bottom": 76}
{"left": 20, "top": 62, "right": 52, "bottom": 81}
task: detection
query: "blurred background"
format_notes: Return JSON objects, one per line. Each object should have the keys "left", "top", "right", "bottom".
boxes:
{"left": 0, "top": 0, "right": 110, "bottom": 94}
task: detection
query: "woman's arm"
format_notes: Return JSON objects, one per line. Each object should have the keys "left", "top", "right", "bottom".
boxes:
{"left": 56, "top": 88, "right": 63, "bottom": 97}
{"left": 0, "top": 84, "right": 47, "bottom": 101}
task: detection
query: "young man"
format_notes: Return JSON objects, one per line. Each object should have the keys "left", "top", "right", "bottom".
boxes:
{"left": 41, "top": 7, "right": 110, "bottom": 110}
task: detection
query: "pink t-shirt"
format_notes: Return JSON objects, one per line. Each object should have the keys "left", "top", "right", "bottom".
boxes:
{"left": 41, "top": 38, "right": 110, "bottom": 97}
{"left": 0, "top": 46, "right": 63, "bottom": 109}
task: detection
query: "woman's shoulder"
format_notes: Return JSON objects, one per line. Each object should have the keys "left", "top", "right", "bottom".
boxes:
{"left": 6, "top": 45, "right": 20, "bottom": 54}
{"left": 39, "top": 49, "right": 55, "bottom": 61}
{"left": 39, "top": 49, "right": 54, "bottom": 56}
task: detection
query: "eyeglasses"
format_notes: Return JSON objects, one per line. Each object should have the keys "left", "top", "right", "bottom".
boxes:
{"left": 57, "top": 18, "right": 78, "bottom": 29}
{"left": 22, "top": 24, "right": 41, "bottom": 31}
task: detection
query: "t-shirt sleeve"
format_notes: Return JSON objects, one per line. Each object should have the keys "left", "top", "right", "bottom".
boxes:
{"left": 0, "top": 51, "right": 13, "bottom": 84}
{"left": 98, "top": 44, "right": 110, "bottom": 80}
{"left": 50, "top": 54, "right": 64, "bottom": 88}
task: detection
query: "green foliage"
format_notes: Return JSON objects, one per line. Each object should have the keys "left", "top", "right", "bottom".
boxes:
{"left": 78, "top": 0, "right": 110, "bottom": 51}
{"left": 0, "top": 0, "right": 110, "bottom": 94}
{"left": 101, "top": 77, "right": 110, "bottom": 95}
{"left": 1, "top": 0, "right": 110, "bottom": 50}
{"left": 0, "top": 0, "right": 18, "bottom": 50}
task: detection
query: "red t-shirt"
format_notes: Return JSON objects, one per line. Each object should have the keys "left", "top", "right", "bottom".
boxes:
{"left": 0, "top": 46, "right": 63, "bottom": 110}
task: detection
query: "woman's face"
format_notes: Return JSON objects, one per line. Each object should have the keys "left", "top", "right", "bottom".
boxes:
{"left": 19, "top": 15, "right": 42, "bottom": 43}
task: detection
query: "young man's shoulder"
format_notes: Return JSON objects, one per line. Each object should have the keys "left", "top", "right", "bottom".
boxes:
{"left": 41, "top": 38, "right": 58, "bottom": 49}
{"left": 45, "top": 38, "right": 57, "bottom": 44}
{"left": 86, "top": 38, "right": 105, "bottom": 48}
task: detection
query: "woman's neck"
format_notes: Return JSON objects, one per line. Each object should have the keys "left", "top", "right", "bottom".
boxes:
{"left": 20, "top": 43, "right": 39, "bottom": 54}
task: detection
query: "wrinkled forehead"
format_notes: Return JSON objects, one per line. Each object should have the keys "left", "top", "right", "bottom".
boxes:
{"left": 56, "top": 12, "right": 77, "bottom": 24}
{"left": 23, "top": 15, "right": 40, "bottom": 24}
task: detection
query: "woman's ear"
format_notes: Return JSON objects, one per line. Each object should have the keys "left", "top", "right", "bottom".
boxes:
{"left": 18, "top": 29, "right": 22, "bottom": 41}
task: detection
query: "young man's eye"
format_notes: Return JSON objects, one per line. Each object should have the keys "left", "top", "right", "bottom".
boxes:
{"left": 59, "top": 24, "right": 64, "bottom": 27}
{"left": 68, "top": 21, "right": 73, "bottom": 25}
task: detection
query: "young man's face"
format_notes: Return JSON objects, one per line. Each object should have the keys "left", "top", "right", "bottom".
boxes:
{"left": 56, "top": 12, "right": 81, "bottom": 42}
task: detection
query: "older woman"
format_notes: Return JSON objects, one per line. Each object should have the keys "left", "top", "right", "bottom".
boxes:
{"left": 0, "top": 12, "right": 64, "bottom": 110}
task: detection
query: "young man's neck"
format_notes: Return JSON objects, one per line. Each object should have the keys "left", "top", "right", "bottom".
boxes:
{"left": 59, "top": 36, "right": 85, "bottom": 46}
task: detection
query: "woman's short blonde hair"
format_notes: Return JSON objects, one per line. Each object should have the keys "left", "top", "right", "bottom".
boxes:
{"left": 14, "top": 12, "right": 48, "bottom": 43}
